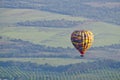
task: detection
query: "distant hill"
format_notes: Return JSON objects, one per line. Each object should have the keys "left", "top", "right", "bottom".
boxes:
{"left": 0, "top": 0, "right": 120, "bottom": 25}
{"left": 0, "top": 1, "right": 120, "bottom": 80}
{"left": 0, "top": 0, "right": 120, "bottom": 48}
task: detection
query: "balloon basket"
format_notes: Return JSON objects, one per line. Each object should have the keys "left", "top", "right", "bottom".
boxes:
{"left": 80, "top": 55, "right": 84, "bottom": 57}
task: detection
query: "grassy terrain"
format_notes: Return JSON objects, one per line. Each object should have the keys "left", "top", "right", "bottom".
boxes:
{"left": 0, "top": 23, "right": 120, "bottom": 48}
{"left": 0, "top": 1, "right": 120, "bottom": 80}
{"left": 0, "top": 8, "right": 120, "bottom": 48}
{"left": 0, "top": 8, "right": 86, "bottom": 24}
{"left": 0, "top": 27, "right": 72, "bottom": 48}
{"left": 77, "top": 22, "right": 120, "bottom": 47}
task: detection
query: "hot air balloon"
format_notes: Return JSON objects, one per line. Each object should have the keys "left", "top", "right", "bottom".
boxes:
{"left": 71, "top": 30, "right": 94, "bottom": 57}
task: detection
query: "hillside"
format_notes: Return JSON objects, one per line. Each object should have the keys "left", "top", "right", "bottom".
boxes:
{"left": 0, "top": 37, "right": 120, "bottom": 61}
{"left": 0, "top": 23, "right": 120, "bottom": 48}
{"left": 0, "top": 0, "right": 120, "bottom": 48}
{"left": 0, "top": 0, "right": 120, "bottom": 80}
{"left": 0, "top": 0, "right": 120, "bottom": 62}
{"left": 0, "top": 0, "right": 120, "bottom": 25}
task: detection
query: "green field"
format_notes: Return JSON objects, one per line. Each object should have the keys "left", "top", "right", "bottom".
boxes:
{"left": 0, "top": 8, "right": 120, "bottom": 48}
{"left": 0, "top": 23, "right": 120, "bottom": 48}
{"left": 0, "top": 8, "right": 86, "bottom": 24}
{"left": 0, "top": 1, "right": 120, "bottom": 80}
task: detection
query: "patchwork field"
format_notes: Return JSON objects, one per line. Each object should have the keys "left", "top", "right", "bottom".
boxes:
{"left": 0, "top": 24, "right": 120, "bottom": 48}
{"left": 0, "top": 66, "right": 119, "bottom": 80}
{"left": 0, "top": 59, "right": 119, "bottom": 80}
{"left": 0, "top": 1, "right": 120, "bottom": 80}
{"left": 0, "top": 8, "right": 120, "bottom": 48}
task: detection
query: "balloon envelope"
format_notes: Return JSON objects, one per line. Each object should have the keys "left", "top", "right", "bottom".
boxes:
{"left": 71, "top": 30, "right": 94, "bottom": 56}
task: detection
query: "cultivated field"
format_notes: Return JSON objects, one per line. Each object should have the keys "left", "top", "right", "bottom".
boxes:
{"left": 0, "top": 1, "right": 120, "bottom": 80}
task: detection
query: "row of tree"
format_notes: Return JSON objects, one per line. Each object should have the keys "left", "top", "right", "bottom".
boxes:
{"left": 16, "top": 19, "right": 83, "bottom": 28}
{"left": 0, "top": 38, "right": 74, "bottom": 57}
{"left": 0, "top": 38, "right": 120, "bottom": 57}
